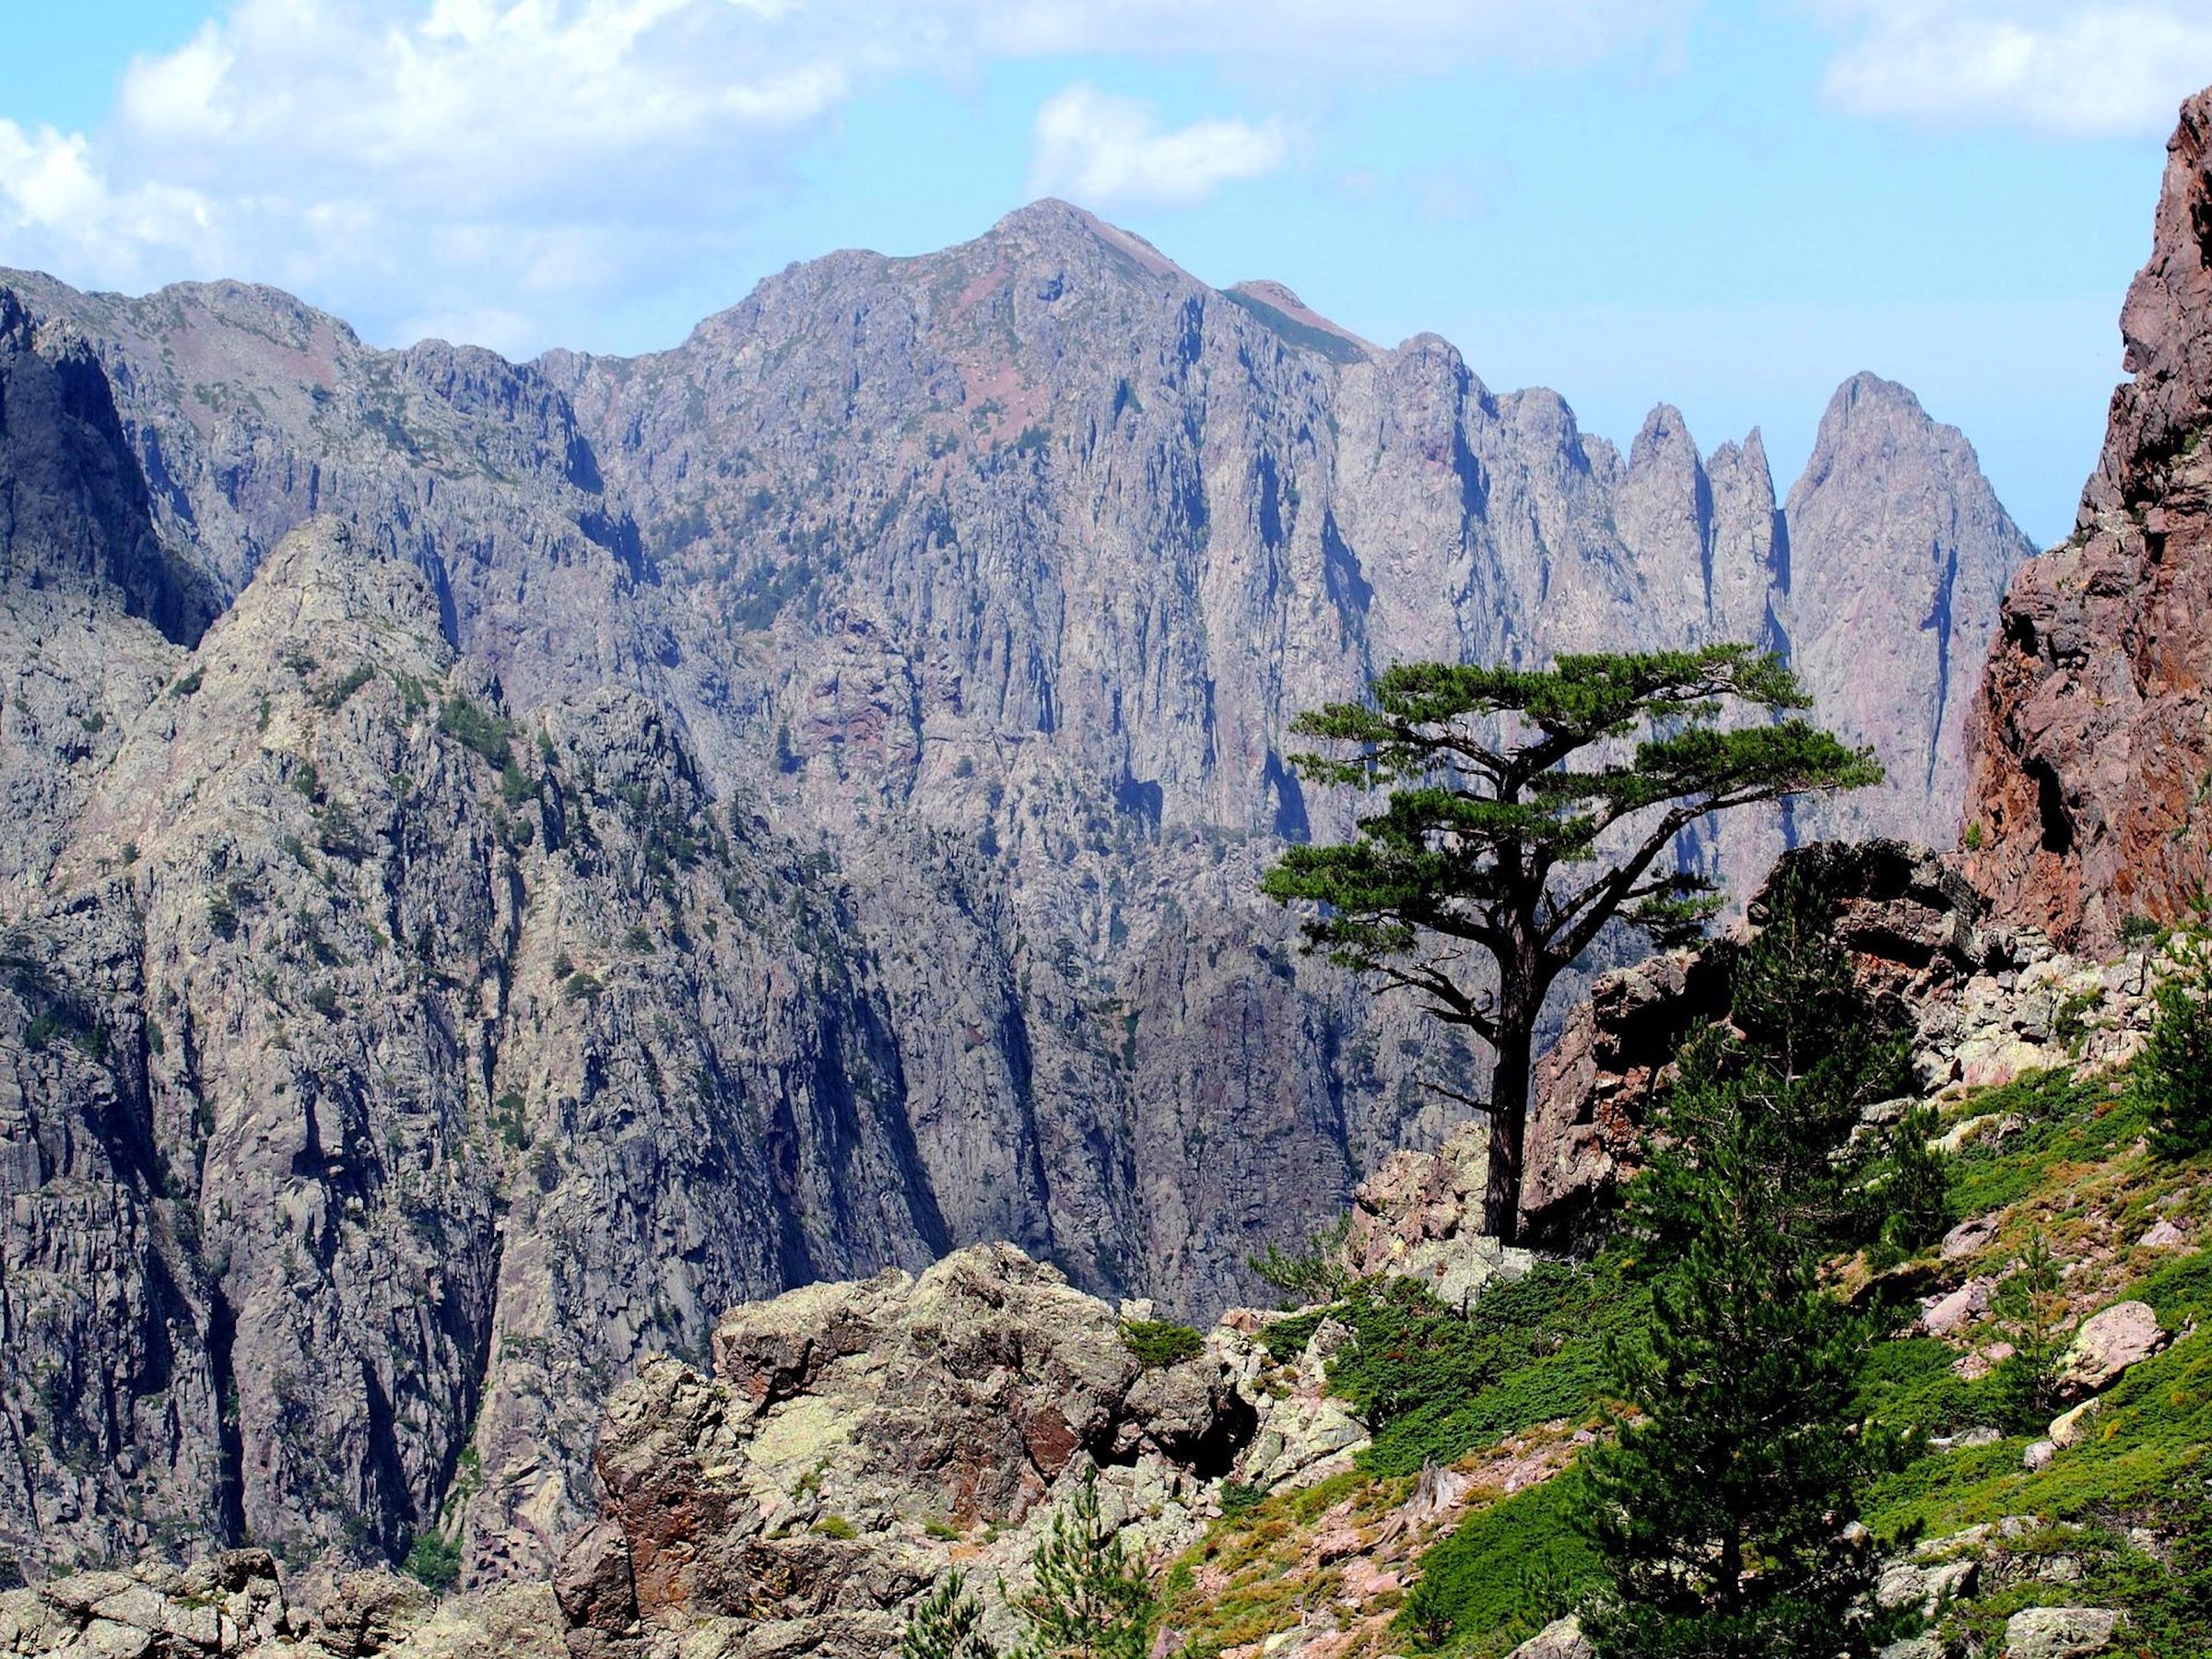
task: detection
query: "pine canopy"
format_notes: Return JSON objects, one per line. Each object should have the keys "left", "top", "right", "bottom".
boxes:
{"left": 1264, "top": 645, "right": 1880, "bottom": 1045}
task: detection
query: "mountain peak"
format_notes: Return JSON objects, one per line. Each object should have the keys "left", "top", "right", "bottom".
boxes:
{"left": 1221, "top": 279, "right": 1378, "bottom": 360}
{"left": 1819, "top": 371, "right": 1928, "bottom": 429}
{"left": 973, "top": 197, "right": 1190, "bottom": 283}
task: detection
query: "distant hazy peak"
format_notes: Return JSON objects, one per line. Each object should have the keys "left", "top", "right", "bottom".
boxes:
{"left": 969, "top": 195, "right": 1192, "bottom": 282}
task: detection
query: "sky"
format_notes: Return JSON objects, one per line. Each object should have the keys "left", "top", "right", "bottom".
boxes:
{"left": 4, "top": 3, "right": 2209, "bottom": 547}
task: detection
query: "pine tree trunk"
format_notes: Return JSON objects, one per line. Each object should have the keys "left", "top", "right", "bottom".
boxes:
{"left": 1481, "top": 1022, "right": 1534, "bottom": 1245}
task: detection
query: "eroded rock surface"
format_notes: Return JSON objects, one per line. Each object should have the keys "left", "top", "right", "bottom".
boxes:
{"left": 0, "top": 1552, "right": 563, "bottom": 1659}
{"left": 1965, "top": 89, "right": 2212, "bottom": 952}
{"left": 556, "top": 1244, "right": 1265, "bottom": 1659}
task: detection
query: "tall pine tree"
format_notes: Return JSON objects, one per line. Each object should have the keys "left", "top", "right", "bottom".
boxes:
{"left": 1576, "top": 865, "right": 1904, "bottom": 1659}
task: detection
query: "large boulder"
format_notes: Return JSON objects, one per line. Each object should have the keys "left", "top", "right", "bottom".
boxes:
{"left": 558, "top": 1245, "right": 1258, "bottom": 1658}
{"left": 1339, "top": 1123, "right": 1535, "bottom": 1308}
{"left": 2060, "top": 1301, "right": 2167, "bottom": 1392}
{"left": 1506, "top": 1616, "right": 1594, "bottom": 1659}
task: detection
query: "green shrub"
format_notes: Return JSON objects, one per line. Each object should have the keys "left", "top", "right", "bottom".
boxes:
{"left": 812, "top": 1514, "right": 857, "bottom": 1540}
{"left": 1257, "top": 1307, "right": 1329, "bottom": 1366}
{"left": 1248, "top": 1214, "right": 1353, "bottom": 1307}
{"left": 1217, "top": 1481, "right": 1268, "bottom": 1519}
{"left": 1877, "top": 1104, "right": 1955, "bottom": 1261}
{"left": 1119, "top": 1320, "right": 1204, "bottom": 1368}
{"left": 402, "top": 1529, "right": 461, "bottom": 1593}
{"left": 317, "top": 663, "right": 375, "bottom": 710}
{"left": 1943, "top": 1068, "right": 2132, "bottom": 1218}
{"left": 1396, "top": 1476, "right": 1601, "bottom": 1656}
{"left": 438, "top": 694, "right": 513, "bottom": 770}
{"left": 2120, "top": 912, "right": 2166, "bottom": 946}
{"left": 1324, "top": 1262, "right": 1638, "bottom": 1478}
{"left": 2136, "top": 942, "right": 2212, "bottom": 1159}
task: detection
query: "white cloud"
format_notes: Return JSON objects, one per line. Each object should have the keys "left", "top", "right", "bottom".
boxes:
{"left": 976, "top": 0, "right": 1689, "bottom": 73}
{"left": 1028, "top": 86, "right": 1289, "bottom": 209}
{"left": 0, "top": 120, "right": 218, "bottom": 282}
{"left": 0, "top": 0, "right": 1685, "bottom": 353}
{"left": 1815, "top": 1, "right": 2212, "bottom": 137}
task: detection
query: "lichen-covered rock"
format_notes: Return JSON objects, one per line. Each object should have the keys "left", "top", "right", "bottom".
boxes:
{"left": 2003, "top": 1607, "right": 2124, "bottom": 1659}
{"left": 1338, "top": 1123, "right": 1534, "bottom": 1308}
{"left": 0, "top": 1550, "right": 559, "bottom": 1659}
{"left": 2047, "top": 1399, "right": 2103, "bottom": 1450}
{"left": 2060, "top": 1301, "right": 2167, "bottom": 1392}
{"left": 1505, "top": 1616, "right": 1594, "bottom": 1659}
{"left": 1876, "top": 1556, "right": 1978, "bottom": 1617}
{"left": 560, "top": 1245, "right": 1254, "bottom": 1657}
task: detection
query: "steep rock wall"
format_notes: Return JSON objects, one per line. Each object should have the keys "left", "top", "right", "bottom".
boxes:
{"left": 1964, "top": 88, "right": 2212, "bottom": 950}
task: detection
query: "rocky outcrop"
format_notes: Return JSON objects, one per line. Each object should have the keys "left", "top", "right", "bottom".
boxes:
{"left": 0, "top": 195, "right": 2033, "bottom": 1577}
{"left": 1520, "top": 840, "right": 1993, "bottom": 1242}
{"left": 1964, "top": 88, "right": 2212, "bottom": 952}
{"left": 2005, "top": 1607, "right": 2125, "bottom": 1659}
{"left": 0, "top": 1552, "right": 564, "bottom": 1659}
{"left": 1338, "top": 1122, "right": 1534, "bottom": 1308}
{"left": 554, "top": 1245, "right": 1261, "bottom": 1659}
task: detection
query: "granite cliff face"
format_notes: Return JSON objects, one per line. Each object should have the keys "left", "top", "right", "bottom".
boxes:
{"left": 1964, "top": 89, "right": 2212, "bottom": 952}
{"left": 0, "top": 203, "right": 2028, "bottom": 1581}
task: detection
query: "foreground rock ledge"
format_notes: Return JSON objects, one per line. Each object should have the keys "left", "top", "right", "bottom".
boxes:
{"left": 554, "top": 1242, "right": 1374, "bottom": 1659}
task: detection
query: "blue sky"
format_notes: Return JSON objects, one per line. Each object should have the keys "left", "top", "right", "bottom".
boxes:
{"left": 5, "top": 3, "right": 2209, "bottom": 546}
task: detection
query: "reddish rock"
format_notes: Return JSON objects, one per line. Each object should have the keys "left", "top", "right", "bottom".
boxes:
{"left": 1923, "top": 1278, "right": 1997, "bottom": 1338}
{"left": 1964, "top": 88, "right": 2212, "bottom": 952}
{"left": 2060, "top": 1300, "right": 2168, "bottom": 1392}
{"left": 1523, "top": 840, "right": 1987, "bottom": 1243}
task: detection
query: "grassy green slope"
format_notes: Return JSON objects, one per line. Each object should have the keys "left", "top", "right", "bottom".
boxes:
{"left": 1165, "top": 1062, "right": 2212, "bottom": 1659}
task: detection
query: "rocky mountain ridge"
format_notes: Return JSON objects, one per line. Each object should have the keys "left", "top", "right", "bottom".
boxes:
{"left": 0, "top": 203, "right": 2029, "bottom": 1581}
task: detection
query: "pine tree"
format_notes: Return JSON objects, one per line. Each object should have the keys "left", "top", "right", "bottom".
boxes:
{"left": 1013, "top": 1473, "right": 1156, "bottom": 1659}
{"left": 902, "top": 1571, "right": 999, "bottom": 1659}
{"left": 1877, "top": 1104, "right": 1954, "bottom": 1262}
{"left": 1265, "top": 648, "right": 1880, "bottom": 1241}
{"left": 1576, "top": 865, "right": 1899, "bottom": 1659}
{"left": 1624, "top": 864, "right": 1910, "bottom": 1267}
{"left": 1989, "top": 1234, "right": 2067, "bottom": 1435}
{"left": 1577, "top": 1214, "right": 1883, "bottom": 1658}
{"left": 2136, "top": 935, "right": 2212, "bottom": 1160}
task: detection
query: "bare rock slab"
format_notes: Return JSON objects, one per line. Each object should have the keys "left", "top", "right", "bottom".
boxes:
{"left": 2003, "top": 1607, "right": 2124, "bottom": 1659}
